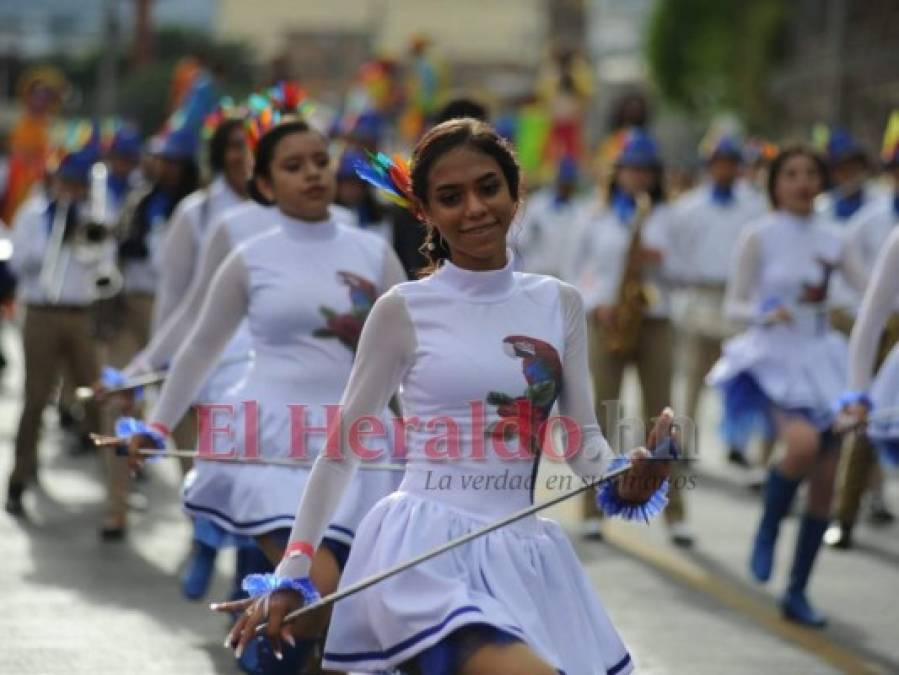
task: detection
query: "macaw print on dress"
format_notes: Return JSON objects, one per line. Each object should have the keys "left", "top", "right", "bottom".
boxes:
{"left": 313, "top": 271, "right": 377, "bottom": 352}
{"left": 485, "top": 335, "right": 563, "bottom": 455}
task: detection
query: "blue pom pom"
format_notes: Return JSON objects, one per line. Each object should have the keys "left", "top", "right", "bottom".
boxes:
{"left": 595, "top": 455, "right": 669, "bottom": 523}
{"left": 101, "top": 365, "right": 144, "bottom": 401}
{"left": 114, "top": 417, "right": 166, "bottom": 452}
{"left": 241, "top": 573, "right": 320, "bottom": 605}
{"left": 874, "top": 439, "right": 899, "bottom": 467}
{"left": 101, "top": 366, "right": 126, "bottom": 389}
{"left": 718, "top": 372, "right": 776, "bottom": 448}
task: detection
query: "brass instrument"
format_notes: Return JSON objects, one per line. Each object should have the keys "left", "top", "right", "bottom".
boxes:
{"left": 77, "top": 162, "right": 122, "bottom": 300}
{"left": 604, "top": 192, "right": 653, "bottom": 357}
{"left": 38, "top": 196, "right": 70, "bottom": 303}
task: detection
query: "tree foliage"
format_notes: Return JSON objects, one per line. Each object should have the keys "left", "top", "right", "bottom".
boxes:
{"left": 645, "top": 0, "right": 788, "bottom": 128}
{"left": 37, "top": 26, "right": 257, "bottom": 133}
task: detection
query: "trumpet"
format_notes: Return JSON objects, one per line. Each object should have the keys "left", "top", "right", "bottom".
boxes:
{"left": 78, "top": 162, "right": 123, "bottom": 300}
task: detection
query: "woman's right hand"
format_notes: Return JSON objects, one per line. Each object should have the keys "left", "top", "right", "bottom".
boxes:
{"left": 764, "top": 305, "right": 793, "bottom": 326}
{"left": 127, "top": 433, "right": 159, "bottom": 471}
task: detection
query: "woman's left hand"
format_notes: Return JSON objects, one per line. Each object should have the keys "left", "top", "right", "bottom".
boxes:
{"left": 616, "top": 408, "right": 674, "bottom": 503}
{"left": 213, "top": 589, "right": 303, "bottom": 661}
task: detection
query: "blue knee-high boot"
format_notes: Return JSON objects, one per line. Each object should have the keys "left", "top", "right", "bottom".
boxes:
{"left": 781, "top": 514, "right": 829, "bottom": 627}
{"left": 750, "top": 468, "right": 801, "bottom": 582}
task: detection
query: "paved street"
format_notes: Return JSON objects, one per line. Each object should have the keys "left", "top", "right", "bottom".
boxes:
{"left": 1, "top": 322, "right": 898, "bottom": 675}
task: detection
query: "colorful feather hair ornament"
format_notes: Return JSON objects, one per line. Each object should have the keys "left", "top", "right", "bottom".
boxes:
{"left": 352, "top": 150, "right": 417, "bottom": 214}
{"left": 201, "top": 96, "right": 245, "bottom": 139}
{"left": 243, "top": 105, "right": 284, "bottom": 153}
{"left": 267, "top": 80, "right": 314, "bottom": 118}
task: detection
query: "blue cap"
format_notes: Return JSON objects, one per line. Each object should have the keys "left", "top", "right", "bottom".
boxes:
{"left": 159, "top": 126, "right": 199, "bottom": 161}
{"left": 616, "top": 128, "right": 661, "bottom": 167}
{"left": 337, "top": 149, "right": 366, "bottom": 180}
{"left": 706, "top": 135, "right": 743, "bottom": 162}
{"left": 827, "top": 128, "right": 866, "bottom": 164}
{"left": 109, "top": 125, "right": 142, "bottom": 159}
{"left": 557, "top": 155, "right": 579, "bottom": 183}
{"left": 56, "top": 144, "right": 99, "bottom": 182}
{"left": 351, "top": 110, "right": 384, "bottom": 144}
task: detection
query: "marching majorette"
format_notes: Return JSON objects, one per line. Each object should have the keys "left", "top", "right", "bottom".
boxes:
{"left": 826, "top": 117, "right": 899, "bottom": 548}
{"left": 127, "top": 117, "right": 406, "bottom": 671}
{"left": 225, "top": 118, "right": 673, "bottom": 675}
{"left": 708, "top": 145, "right": 868, "bottom": 626}
{"left": 670, "top": 134, "right": 767, "bottom": 468}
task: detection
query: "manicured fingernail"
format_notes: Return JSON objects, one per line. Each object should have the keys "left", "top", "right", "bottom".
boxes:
{"left": 209, "top": 603, "right": 220, "bottom": 610}
{"left": 235, "top": 644, "right": 244, "bottom": 659}
{"left": 284, "top": 634, "right": 296, "bottom": 648}
{"left": 662, "top": 407, "right": 673, "bottom": 417}
{"left": 274, "top": 649, "right": 283, "bottom": 661}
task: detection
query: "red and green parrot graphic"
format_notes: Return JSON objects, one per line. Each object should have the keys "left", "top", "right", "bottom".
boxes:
{"left": 486, "top": 335, "right": 563, "bottom": 454}
{"left": 313, "top": 271, "right": 377, "bottom": 352}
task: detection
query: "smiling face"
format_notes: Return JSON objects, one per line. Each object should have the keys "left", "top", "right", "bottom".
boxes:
{"left": 773, "top": 153, "right": 823, "bottom": 215}
{"left": 258, "top": 131, "right": 336, "bottom": 221}
{"left": 419, "top": 145, "right": 517, "bottom": 271}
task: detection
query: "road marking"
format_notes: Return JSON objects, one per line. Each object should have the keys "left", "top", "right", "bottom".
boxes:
{"left": 602, "top": 521, "right": 889, "bottom": 675}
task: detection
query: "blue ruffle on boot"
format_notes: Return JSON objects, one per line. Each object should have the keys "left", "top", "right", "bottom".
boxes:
{"left": 781, "top": 514, "right": 829, "bottom": 628}
{"left": 750, "top": 468, "right": 800, "bottom": 582}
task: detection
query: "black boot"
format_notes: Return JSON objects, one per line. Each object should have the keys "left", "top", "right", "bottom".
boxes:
{"left": 823, "top": 521, "right": 852, "bottom": 550}
{"left": 4, "top": 481, "right": 25, "bottom": 516}
{"left": 750, "top": 468, "right": 801, "bottom": 582}
{"left": 781, "top": 514, "right": 829, "bottom": 628}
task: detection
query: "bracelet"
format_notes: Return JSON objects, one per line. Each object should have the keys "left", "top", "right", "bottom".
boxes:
{"left": 284, "top": 540, "right": 315, "bottom": 561}
{"left": 241, "top": 573, "right": 320, "bottom": 604}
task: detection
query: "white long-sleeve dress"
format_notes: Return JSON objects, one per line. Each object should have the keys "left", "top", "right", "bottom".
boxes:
{"left": 848, "top": 226, "right": 899, "bottom": 459}
{"left": 707, "top": 210, "right": 867, "bottom": 435}
{"left": 277, "top": 256, "right": 638, "bottom": 674}
{"left": 147, "top": 211, "right": 406, "bottom": 540}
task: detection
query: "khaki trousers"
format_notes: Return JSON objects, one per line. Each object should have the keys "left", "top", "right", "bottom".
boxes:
{"left": 584, "top": 316, "right": 684, "bottom": 523}
{"left": 833, "top": 312, "right": 899, "bottom": 525}
{"left": 10, "top": 306, "right": 99, "bottom": 486}
{"left": 102, "top": 293, "right": 153, "bottom": 520}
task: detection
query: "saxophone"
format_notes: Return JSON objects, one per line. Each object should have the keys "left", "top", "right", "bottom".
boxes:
{"left": 605, "top": 192, "right": 653, "bottom": 357}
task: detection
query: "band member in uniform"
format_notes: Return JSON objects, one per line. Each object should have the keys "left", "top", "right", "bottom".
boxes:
{"left": 670, "top": 135, "right": 767, "bottom": 468}
{"left": 575, "top": 129, "right": 690, "bottom": 546}
{"left": 826, "top": 130, "right": 899, "bottom": 548}
{"left": 512, "top": 155, "right": 587, "bottom": 279}
{"left": 97, "top": 125, "right": 199, "bottom": 539}
{"left": 127, "top": 118, "right": 405, "bottom": 671}
{"left": 5, "top": 141, "right": 105, "bottom": 515}
{"left": 708, "top": 145, "right": 867, "bottom": 626}
{"left": 226, "top": 117, "right": 672, "bottom": 675}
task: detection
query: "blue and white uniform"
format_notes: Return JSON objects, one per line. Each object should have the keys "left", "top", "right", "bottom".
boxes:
{"left": 278, "top": 256, "right": 646, "bottom": 674}
{"left": 708, "top": 210, "right": 867, "bottom": 432}
{"left": 146, "top": 210, "right": 406, "bottom": 540}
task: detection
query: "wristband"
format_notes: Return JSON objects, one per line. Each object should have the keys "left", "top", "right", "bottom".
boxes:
{"left": 284, "top": 540, "right": 315, "bottom": 561}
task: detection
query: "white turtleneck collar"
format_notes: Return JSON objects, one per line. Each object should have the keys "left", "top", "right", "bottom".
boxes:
{"left": 431, "top": 249, "right": 517, "bottom": 301}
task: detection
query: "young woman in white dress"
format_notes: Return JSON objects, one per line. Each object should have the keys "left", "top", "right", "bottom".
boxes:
{"left": 708, "top": 145, "right": 867, "bottom": 627}
{"left": 223, "top": 118, "right": 674, "bottom": 675}
{"left": 127, "top": 119, "right": 406, "bottom": 669}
